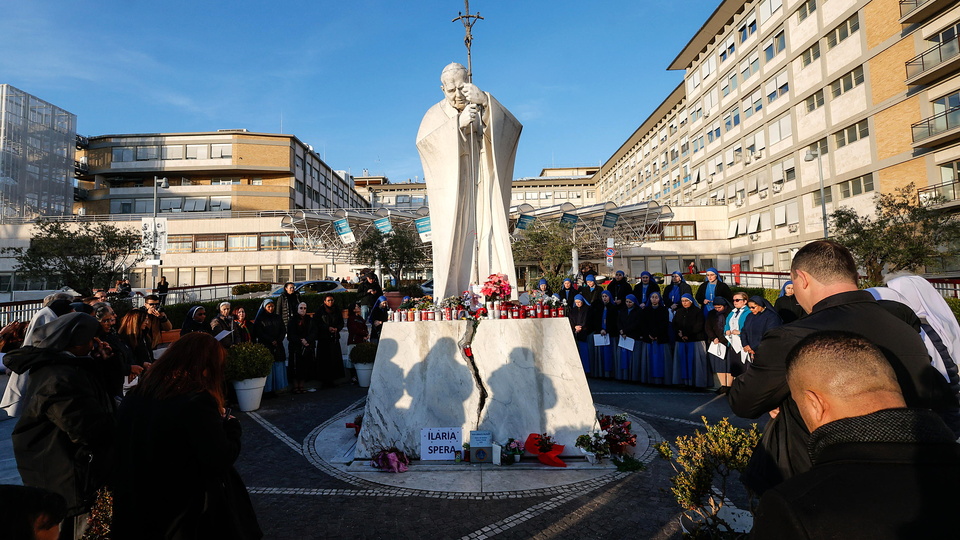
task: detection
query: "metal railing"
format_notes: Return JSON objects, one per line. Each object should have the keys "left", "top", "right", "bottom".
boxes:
{"left": 0, "top": 207, "right": 381, "bottom": 225}
{"left": 900, "top": 0, "right": 932, "bottom": 18}
{"left": 928, "top": 279, "right": 960, "bottom": 299}
{"left": 0, "top": 299, "right": 45, "bottom": 326}
{"left": 912, "top": 106, "right": 960, "bottom": 143}
{"left": 918, "top": 180, "right": 960, "bottom": 204}
{"left": 906, "top": 36, "right": 960, "bottom": 79}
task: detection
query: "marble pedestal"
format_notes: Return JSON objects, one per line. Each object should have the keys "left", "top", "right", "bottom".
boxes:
{"left": 355, "top": 319, "right": 596, "bottom": 459}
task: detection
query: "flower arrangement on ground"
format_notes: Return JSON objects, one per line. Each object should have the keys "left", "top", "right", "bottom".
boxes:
{"left": 599, "top": 413, "right": 638, "bottom": 453}
{"left": 506, "top": 438, "right": 525, "bottom": 455}
{"left": 371, "top": 446, "right": 411, "bottom": 473}
{"left": 524, "top": 433, "right": 566, "bottom": 467}
{"left": 575, "top": 430, "right": 610, "bottom": 461}
{"left": 481, "top": 273, "right": 512, "bottom": 301}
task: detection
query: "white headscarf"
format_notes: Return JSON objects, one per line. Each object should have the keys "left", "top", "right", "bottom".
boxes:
{"left": 884, "top": 275, "right": 960, "bottom": 387}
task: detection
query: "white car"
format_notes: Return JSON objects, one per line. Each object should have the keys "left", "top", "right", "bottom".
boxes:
{"left": 268, "top": 280, "right": 347, "bottom": 297}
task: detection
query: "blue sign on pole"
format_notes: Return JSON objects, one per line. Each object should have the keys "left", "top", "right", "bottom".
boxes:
{"left": 374, "top": 217, "right": 393, "bottom": 234}
{"left": 560, "top": 213, "right": 579, "bottom": 227}
{"left": 415, "top": 216, "right": 432, "bottom": 242}
{"left": 333, "top": 218, "right": 355, "bottom": 244}
{"left": 601, "top": 212, "right": 620, "bottom": 229}
{"left": 516, "top": 215, "right": 536, "bottom": 230}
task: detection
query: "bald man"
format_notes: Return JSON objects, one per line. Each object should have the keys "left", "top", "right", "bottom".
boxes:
{"left": 751, "top": 331, "right": 960, "bottom": 540}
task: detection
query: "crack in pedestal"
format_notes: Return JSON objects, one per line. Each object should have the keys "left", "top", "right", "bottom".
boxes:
{"left": 458, "top": 322, "right": 489, "bottom": 429}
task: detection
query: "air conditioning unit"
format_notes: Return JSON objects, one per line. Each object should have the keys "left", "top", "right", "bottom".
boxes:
{"left": 759, "top": 189, "right": 768, "bottom": 199}
{"left": 772, "top": 183, "right": 783, "bottom": 193}
{"left": 753, "top": 151, "right": 762, "bottom": 160}
{"left": 735, "top": 197, "right": 745, "bottom": 207}
{"left": 788, "top": 223, "right": 799, "bottom": 233}
{"left": 703, "top": 110, "right": 711, "bottom": 119}
{"left": 744, "top": 156, "right": 752, "bottom": 164}
{"left": 749, "top": 233, "right": 760, "bottom": 241}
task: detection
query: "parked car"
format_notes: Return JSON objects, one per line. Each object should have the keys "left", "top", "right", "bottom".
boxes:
{"left": 268, "top": 280, "right": 347, "bottom": 297}
{"left": 420, "top": 279, "right": 433, "bottom": 297}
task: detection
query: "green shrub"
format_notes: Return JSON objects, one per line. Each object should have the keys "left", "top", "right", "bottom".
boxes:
{"left": 231, "top": 283, "right": 272, "bottom": 295}
{"left": 947, "top": 298, "right": 960, "bottom": 326}
{"left": 349, "top": 342, "right": 378, "bottom": 364}
{"left": 225, "top": 342, "right": 274, "bottom": 381}
{"left": 685, "top": 273, "right": 706, "bottom": 282}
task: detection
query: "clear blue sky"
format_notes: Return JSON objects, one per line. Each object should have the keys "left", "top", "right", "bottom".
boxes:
{"left": 2, "top": 1, "right": 719, "bottom": 183}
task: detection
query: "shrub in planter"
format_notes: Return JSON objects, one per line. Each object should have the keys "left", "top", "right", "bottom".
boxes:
{"left": 225, "top": 342, "right": 274, "bottom": 381}
{"left": 350, "top": 342, "right": 378, "bottom": 364}
{"left": 231, "top": 282, "right": 272, "bottom": 296}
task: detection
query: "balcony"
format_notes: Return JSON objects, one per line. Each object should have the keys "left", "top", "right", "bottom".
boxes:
{"left": 906, "top": 36, "right": 960, "bottom": 85}
{"left": 912, "top": 106, "right": 960, "bottom": 147}
{"left": 918, "top": 180, "right": 960, "bottom": 210}
{"left": 900, "top": 0, "right": 955, "bottom": 24}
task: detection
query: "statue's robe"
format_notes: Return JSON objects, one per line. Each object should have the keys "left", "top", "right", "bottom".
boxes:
{"left": 417, "top": 93, "right": 522, "bottom": 300}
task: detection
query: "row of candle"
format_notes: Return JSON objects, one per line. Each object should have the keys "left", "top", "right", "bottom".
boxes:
{"left": 387, "top": 303, "right": 567, "bottom": 322}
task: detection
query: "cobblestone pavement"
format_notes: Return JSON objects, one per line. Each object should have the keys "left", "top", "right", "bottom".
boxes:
{"left": 233, "top": 378, "right": 762, "bottom": 539}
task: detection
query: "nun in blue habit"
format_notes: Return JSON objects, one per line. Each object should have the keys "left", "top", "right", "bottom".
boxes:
{"left": 617, "top": 294, "right": 644, "bottom": 381}
{"left": 694, "top": 267, "right": 733, "bottom": 318}
{"left": 640, "top": 292, "right": 672, "bottom": 384}
{"left": 568, "top": 294, "right": 592, "bottom": 373}
{"left": 671, "top": 293, "right": 709, "bottom": 388}
{"left": 588, "top": 289, "right": 619, "bottom": 378}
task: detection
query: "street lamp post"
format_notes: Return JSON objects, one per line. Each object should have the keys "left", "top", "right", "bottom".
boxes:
{"left": 152, "top": 176, "right": 169, "bottom": 290}
{"left": 804, "top": 149, "right": 829, "bottom": 238}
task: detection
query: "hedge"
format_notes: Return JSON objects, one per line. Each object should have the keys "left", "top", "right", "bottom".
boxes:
{"left": 162, "top": 291, "right": 359, "bottom": 328}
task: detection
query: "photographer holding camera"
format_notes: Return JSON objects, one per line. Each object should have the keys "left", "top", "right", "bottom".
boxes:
{"left": 142, "top": 294, "right": 172, "bottom": 349}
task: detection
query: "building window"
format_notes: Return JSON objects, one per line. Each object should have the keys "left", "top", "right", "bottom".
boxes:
{"left": 209, "top": 196, "right": 231, "bottom": 211}
{"left": 183, "top": 197, "right": 207, "bottom": 212}
{"left": 812, "top": 187, "right": 833, "bottom": 206}
{"left": 195, "top": 234, "right": 226, "bottom": 252}
{"left": 569, "top": 191, "right": 582, "bottom": 199}
{"left": 720, "top": 36, "right": 736, "bottom": 63}
{"left": 827, "top": 13, "right": 859, "bottom": 49}
{"left": 212, "top": 177, "right": 240, "bottom": 185}
{"left": 839, "top": 173, "right": 874, "bottom": 198}
{"left": 159, "top": 197, "right": 183, "bottom": 212}
{"left": 835, "top": 119, "right": 869, "bottom": 148}
{"left": 805, "top": 90, "right": 825, "bottom": 112}
{"left": 211, "top": 144, "right": 232, "bottom": 158}
{"left": 743, "top": 90, "right": 762, "bottom": 119}
{"left": 830, "top": 66, "right": 865, "bottom": 98}
{"left": 110, "top": 199, "right": 134, "bottom": 213}
{"left": 161, "top": 145, "right": 183, "bottom": 160}
{"left": 185, "top": 145, "right": 208, "bottom": 160}
{"left": 136, "top": 146, "right": 159, "bottom": 161}
{"left": 228, "top": 234, "right": 258, "bottom": 251}
{"left": 766, "top": 70, "right": 789, "bottom": 104}
{"left": 167, "top": 235, "right": 193, "bottom": 253}
{"left": 296, "top": 180, "right": 305, "bottom": 194}
{"left": 739, "top": 12, "right": 757, "bottom": 43}
{"left": 763, "top": 29, "right": 786, "bottom": 62}
{"left": 740, "top": 50, "right": 760, "bottom": 82}
{"left": 724, "top": 106, "right": 741, "bottom": 131}
{"left": 769, "top": 114, "right": 793, "bottom": 144}
{"left": 524, "top": 192, "right": 538, "bottom": 200}
{"left": 662, "top": 222, "right": 697, "bottom": 241}
{"left": 801, "top": 42, "right": 821, "bottom": 67}
{"left": 797, "top": 0, "right": 816, "bottom": 22}
{"left": 721, "top": 69, "right": 739, "bottom": 96}
{"left": 260, "top": 233, "right": 292, "bottom": 250}
{"left": 112, "top": 147, "right": 134, "bottom": 162}
{"left": 808, "top": 137, "right": 828, "bottom": 156}
{"left": 252, "top": 177, "right": 263, "bottom": 185}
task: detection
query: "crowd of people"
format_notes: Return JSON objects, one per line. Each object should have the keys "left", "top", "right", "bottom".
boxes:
{"left": 558, "top": 268, "right": 803, "bottom": 393}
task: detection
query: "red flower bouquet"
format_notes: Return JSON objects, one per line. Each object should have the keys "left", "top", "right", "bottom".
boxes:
{"left": 480, "top": 273, "right": 512, "bottom": 301}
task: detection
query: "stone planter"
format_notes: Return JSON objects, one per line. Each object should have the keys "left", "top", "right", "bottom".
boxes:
{"left": 355, "top": 363, "right": 374, "bottom": 388}
{"left": 385, "top": 291, "right": 403, "bottom": 310}
{"left": 232, "top": 376, "right": 267, "bottom": 412}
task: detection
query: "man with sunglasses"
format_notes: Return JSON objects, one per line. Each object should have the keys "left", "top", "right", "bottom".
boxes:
{"left": 140, "top": 294, "right": 172, "bottom": 349}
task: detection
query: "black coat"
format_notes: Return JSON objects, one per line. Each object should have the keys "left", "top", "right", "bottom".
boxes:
{"left": 580, "top": 285, "right": 604, "bottom": 306}
{"left": 640, "top": 304, "right": 670, "bottom": 342}
{"left": 662, "top": 281, "right": 693, "bottom": 307}
{"left": 741, "top": 307, "right": 782, "bottom": 352}
{"left": 568, "top": 304, "right": 591, "bottom": 342}
{"left": 773, "top": 294, "right": 804, "bottom": 324}
{"left": 112, "top": 391, "right": 262, "bottom": 539}
{"left": 632, "top": 281, "right": 661, "bottom": 305}
{"left": 606, "top": 278, "right": 633, "bottom": 304}
{"left": 253, "top": 312, "right": 286, "bottom": 362}
{"left": 180, "top": 317, "right": 211, "bottom": 337}
{"left": 673, "top": 305, "right": 706, "bottom": 342}
{"left": 618, "top": 307, "right": 643, "bottom": 340}
{"left": 357, "top": 279, "right": 383, "bottom": 308}
{"left": 557, "top": 286, "right": 577, "bottom": 309}
{"left": 751, "top": 408, "right": 960, "bottom": 540}
{"left": 589, "top": 301, "right": 620, "bottom": 337}
{"left": 704, "top": 309, "right": 729, "bottom": 345}
{"left": 694, "top": 280, "right": 733, "bottom": 308}
{"left": 277, "top": 291, "right": 301, "bottom": 329}
{"left": 729, "top": 290, "right": 959, "bottom": 494}
{"left": 369, "top": 304, "right": 389, "bottom": 341}
{"left": 7, "top": 348, "right": 115, "bottom": 517}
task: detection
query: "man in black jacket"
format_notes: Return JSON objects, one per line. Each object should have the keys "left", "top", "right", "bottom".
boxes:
{"left": 728, "top": 240, "right": 958, "bottom": 494}
{"left": 7, "top": 313, "right": 115, "bottom": 540}
{"left": 751, "top": 331, "right": 960, "bottom": 539}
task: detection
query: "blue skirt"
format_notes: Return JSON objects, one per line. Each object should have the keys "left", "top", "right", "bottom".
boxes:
{"left": 641, "top": 341, "right": 672, "bottom": 382}
{"left": 672, "top": 341, "right": 708, "bottom": 388}
{"left": 588, "top": 334, "right": 617, "bottom": 378}
{"left": 577, "top": 341, "right": 590, "bottom": 373}
{"left": 264, "top": 361, "right": 289, "bottom": 392}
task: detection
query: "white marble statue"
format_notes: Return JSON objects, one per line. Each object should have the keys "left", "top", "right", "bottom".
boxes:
{"left": 416, "top": 63, "right": 521, "bottom": 300}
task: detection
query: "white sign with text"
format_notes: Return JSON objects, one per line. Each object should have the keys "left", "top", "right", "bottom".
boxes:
{"left": 420, "top": 427, "right": 462, "bottom": 460}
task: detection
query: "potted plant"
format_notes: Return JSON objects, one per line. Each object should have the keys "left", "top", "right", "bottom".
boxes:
{"left": 655, "top": 417, "right": 760, "bottom": 537}
{"left": 599, "top": 413, "right": 638, "bottom": 455}
{"left": 349, "top": 342, "right": 378, "bottom": 388}
{"left": 575, "top": 431, "right": 610, "bottom": 464}
{"left": 505, "top": 438, "right": 525, "bottom": 463}
{"left": 225, "top": 342, "right": 273, "bottom": 412}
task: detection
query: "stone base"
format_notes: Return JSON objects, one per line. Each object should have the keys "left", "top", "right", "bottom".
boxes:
{"left": 355, "top": 319, "right": 596, "bottom": 459}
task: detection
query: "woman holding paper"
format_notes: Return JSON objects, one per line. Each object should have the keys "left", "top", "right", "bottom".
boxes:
{"left": 589, "top": 290, "right": 619, "bottom": 378}
{"left": 671, "top": 294, "right": 708, "bottom": 388}
{"left": 723, "top": 292, "right": 751, "bottom": 377}
{"left": 617, "top": 294, "right": 644, "bottom": 381}
{"left": 640, "top": 292, "right": 671, "bottom": 384}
